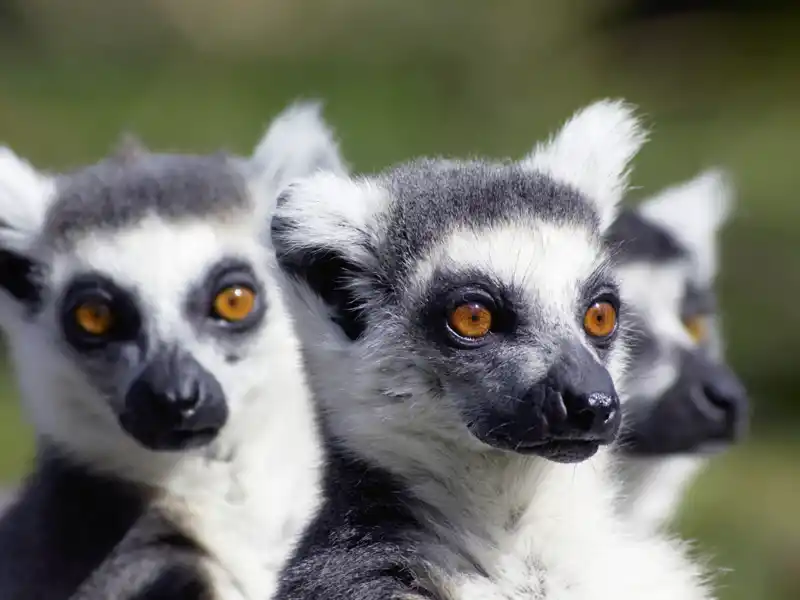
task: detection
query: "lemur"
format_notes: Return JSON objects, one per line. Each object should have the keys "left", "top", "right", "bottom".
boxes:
{"left": 0, "top": 101, "right": 337, "bottom": 599}
{"left": 607, "top": 170, "right": 749, "bottom": 533}
{"left": 271, "top": 99, "right": 713, "bottom": 599}
{"left": 258, "top": 106, "right": 748, "bottom": 539}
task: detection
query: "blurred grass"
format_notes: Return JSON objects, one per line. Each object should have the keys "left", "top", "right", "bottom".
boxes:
{"left": 0, "top": 2, "right": 798, "bottom": 599}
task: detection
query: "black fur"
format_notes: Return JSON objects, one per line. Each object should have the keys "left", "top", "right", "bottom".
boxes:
{"left": 71, "top": 516, "right": 216, "bottom": 600}
{"left": 272, "top": 242, "right": 367, "bottom": 341}
{"left": 278, "top": 441, "right": 441, "bottom": 600}
{"left": 128, "top": 564, "right": 212, "bottom": 600}
{"left": 45, "top": 154, "right": 249, "bottom": 247}
{"left": 0, "top": 248, "right": 41, "bottom": 305}
{"left": 0, "top": 447, "right": 146, "bottom": 599}
{"left": 605, "top": 208, "right": 687, "bottom": 264}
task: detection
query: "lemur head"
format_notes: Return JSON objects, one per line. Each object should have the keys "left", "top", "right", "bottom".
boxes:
{"left": 0, "top": 102, "right": 336, "bottom": 477}
{"left": 273, "top": 100, "right": 647, "bottom": 464}
{"left": 606, "top": 170, "right": 749, "bottom": 456}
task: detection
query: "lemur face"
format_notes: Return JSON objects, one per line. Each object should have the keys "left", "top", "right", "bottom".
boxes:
{"left": 0, "top": 151, "right": 286, "bottom": 454}
{"left": 607, "top": 172, "right": 749, "bottom": 455}
{"left": 274, "top": 100, "right": 647, "bottom": 463}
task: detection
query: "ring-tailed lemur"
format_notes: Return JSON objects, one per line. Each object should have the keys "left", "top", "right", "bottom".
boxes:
{"left": 256, "top": 105, "right": 746, "bottom": 541}
{"left": 607, "top": 171, "right": 749, "bottom": 533}
{"left": 271, "top": 99, "right": 712, "bottom": 599}
{"left": 0, "top": 101, "right": 337, "bottom": 599}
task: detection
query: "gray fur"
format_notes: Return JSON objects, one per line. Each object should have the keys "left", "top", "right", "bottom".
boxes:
{"left": 46, "top": 153, "right": 250, "bottom": 249}
{"left": 381, "top": 160, "right": 601, "bottom": 279}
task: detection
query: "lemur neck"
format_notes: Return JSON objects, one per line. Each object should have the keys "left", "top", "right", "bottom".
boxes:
{"left": 335, "top": 402, "right": 617, "bottom": 541}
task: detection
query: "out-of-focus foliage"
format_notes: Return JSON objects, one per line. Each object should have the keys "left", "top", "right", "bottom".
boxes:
{"left": 0, "top": 2, "right": 797, "bottom": 599}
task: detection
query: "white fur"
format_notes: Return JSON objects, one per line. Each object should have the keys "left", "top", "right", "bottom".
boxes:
{"left": 0, "top": 147, "right": 57, "bottom": 323}
{"left": 0, "top": 149, "right": 323, "bottom": 598}
{"left": 637, "top": 169, "right": 733, "bottom": 283}
{"left": 276, "top": 172, "right": 391, "bottom": 264}
{"left": 616, "top": 456, "right": 706, "bottom": 535}
{"left": 521, "top": 99, "right": 648, "bottom": 230}
{"left": 249, "top": 99, "right": 348, "bottom": 227}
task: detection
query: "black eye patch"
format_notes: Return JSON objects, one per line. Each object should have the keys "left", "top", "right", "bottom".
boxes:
{"left": 184, "top": 258, "right": 267, "bottom": 337}
{"left": 59, "top": 274, "right": 142, "bottom": 352}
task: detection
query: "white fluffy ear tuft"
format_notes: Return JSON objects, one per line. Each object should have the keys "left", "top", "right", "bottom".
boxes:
{"left": 250, "top": 99, "right": 348, "bottom": 197}
{"left": 272, "top": 171, "right": 387, "bottom": 266}
{"left": 637, "top": 168, "right": 735, "bottom": 282}
{"left": 522, "top": 99, "right": 647, "bottom": 231}
{"left": 0, "top": 146, "right": 55, "bottom": 252}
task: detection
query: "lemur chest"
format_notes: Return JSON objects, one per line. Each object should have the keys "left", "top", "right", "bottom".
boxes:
{"left": 169, "top": 470, "right": 320, "bottom": 599}
{"left": 428, "top": 520, "right": 613, "bottom": 600}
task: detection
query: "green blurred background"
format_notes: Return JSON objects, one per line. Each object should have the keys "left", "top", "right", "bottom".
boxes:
{"left": 0, "top": 1, "right": 798, "bottom": 598}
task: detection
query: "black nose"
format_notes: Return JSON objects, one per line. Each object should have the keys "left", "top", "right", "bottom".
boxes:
{"left": 542, "top": 344, "right": 621, "bottom": 444}
{"left": 120, "top": 348, "right": 228, "bottom": 451}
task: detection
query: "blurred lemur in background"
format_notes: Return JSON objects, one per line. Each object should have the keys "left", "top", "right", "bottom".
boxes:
{"left": 0, "top": 102, "right": 338, "bottom": 600}
{"left": 607, "top": 171, "right": 749, "bottom": 532}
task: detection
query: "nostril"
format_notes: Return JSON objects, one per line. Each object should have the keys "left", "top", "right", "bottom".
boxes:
{"left": 600, "top": 405, "right": 617, "bottom": 427}
{"left": 569, "top": 407, "right": 596, "bottom": 433}
{"left": 700, "top": 384, "right": 745, "bottom": 420}
{"left": 563, "top": 392, "right": 618, "bottom": 437}
{"left": 171, "top": 392, "right": 201, "bottom": 417}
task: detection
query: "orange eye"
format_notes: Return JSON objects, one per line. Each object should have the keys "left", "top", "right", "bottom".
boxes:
{"left": 448, "top": 303, "right": 493, "bottom": 339}
{"left": 213, "top": 286, "right": 256, "bottom": 322}
{"left": 684, "top": 316, "right": 707, "bottom": 343}
{"left": 74, "top": 302, "right": 114, "bottom": 336}
{"left": 583, "top": 301, "right": 617, "bottom": 339}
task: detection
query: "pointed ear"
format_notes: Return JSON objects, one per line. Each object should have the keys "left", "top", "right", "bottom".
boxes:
{"left": 0, "top": 147, "right": 54, "bottom": 307}
{"left": 637, "top": 168, "right": 734, "bottom": 282}
{"left": 249, "top": 99, "right": 349, "bottom": 207}
{"left": 271, "top": 172, "right": 387, "bottom": 340}
{"left": 521, "top": 99, "right": 647, "bottom": 231}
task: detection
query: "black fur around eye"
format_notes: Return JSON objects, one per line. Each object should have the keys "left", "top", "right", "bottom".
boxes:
{"left": 60, "top": 277, "right": 141, "bottom": 351}
{"left": 434, "top": 286, "right": 516, "bottom": 349}
{"left": 191, "top": 260, "right": 267, "bottom": 335}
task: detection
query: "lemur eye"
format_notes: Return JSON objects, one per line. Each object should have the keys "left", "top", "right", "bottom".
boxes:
{"left": 448, "top": 302, "right": 493, "bottom": 339}
{"left": 212, "top": 286, "right": 257, "bottom": 322}
{"left": 74, "top": 301, "right": 114, "bottom": 336}
{"left": 583, "top": 301, "right": 617, "bottom": 339}
{"left": 684, "top": 316, "right": 707, "bottom": 343}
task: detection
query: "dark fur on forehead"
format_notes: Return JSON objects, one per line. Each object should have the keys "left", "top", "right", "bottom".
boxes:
{"left": 605, "top": 208, "right": 688, "bottom": 265}
{"left": 44, "top": 153, "right": 250, "bottom": 246}
{"left": 380, "top": 159, "right": 599, "bottom": 280}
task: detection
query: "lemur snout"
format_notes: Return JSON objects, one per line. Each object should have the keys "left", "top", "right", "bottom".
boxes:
{"left": 540, "top": 344, "right": 621, "bottom": 442}
{"left": 470, "top": 342, "right": 621, "bottom": 464}
{"left": 619, "top": 350, "right": 749, "bottom": 456}
{"left": 120, "top": 348, "right": 229, "bottom": 451}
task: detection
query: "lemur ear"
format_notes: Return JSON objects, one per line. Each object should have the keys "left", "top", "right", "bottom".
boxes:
{"left": 247, "top": 100, "right": 349, "bottom": 226}
{"left": 109, "top": 132, "right": 149, "bottom": 164}
{"left": 271, "top": 172, "right": 386, "bottom": 340}
{"left": 0, "top": 147, "right": 54, "bottom": 307}
{"left": 637, "top": 168, "right": 734, "bottom": 282}
{"left": 521, "top": 99, "right": 647, "bottom": 232}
